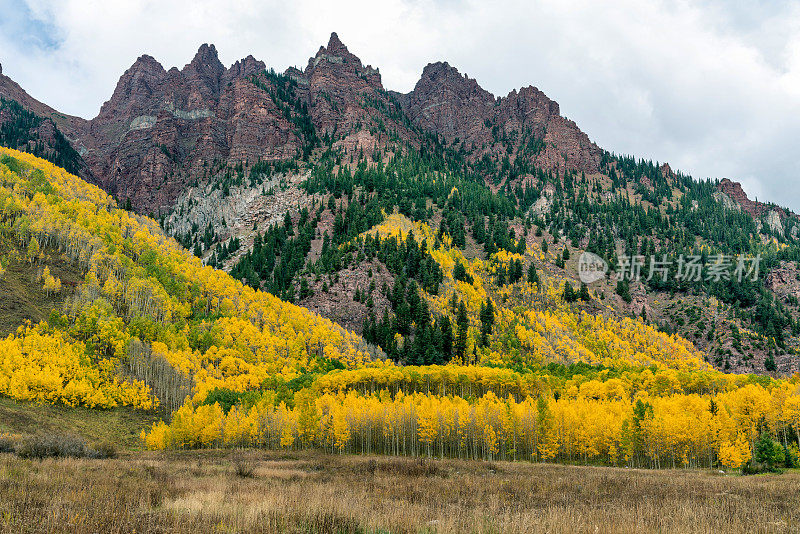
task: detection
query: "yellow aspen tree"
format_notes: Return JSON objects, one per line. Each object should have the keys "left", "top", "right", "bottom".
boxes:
{"left": 417, "top": 397, "right": 439, "bottom": 457}
{"left": 332, "top": 405, "right": 350, "bottom": 452}
{"left": 718, "top": 433, "right": 751, "bottom": 469}
{"left": 785, "top": 394, "right": 800, "bottom": 445}
{"left": 27, "top": 237, "right": 39, "bottom": 264}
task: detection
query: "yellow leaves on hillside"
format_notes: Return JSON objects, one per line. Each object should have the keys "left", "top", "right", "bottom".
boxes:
{"left": 366, "top": 212, "right": 437, "bottom": 244}
{"left": 463, "top": 302, "right": 710, "bottom": 372}
{"left": 0, "top": 147, "right": 381, "bottom": 409}
{"left": 26, "top": 236, "right": 39, "bottom": 263}
{"left": 4, "top": 148, "right": 800, "bottom": 473}
{"left": 144, "top": 383, "right": 800, "bottom": 469}
{"left": 311, "top": 363, "right": 791, "bottom": 411}
{"left": 0, "top": 325, "right": 153, "bottom": 408}
{"left": 718, "top": 433, "right": 751, "bottom": 469}
{"left": 370, "top": 210, "right": 712, "bottom": 373}
{"left": 39, "top": 266, "right": 61, "bottom": 295}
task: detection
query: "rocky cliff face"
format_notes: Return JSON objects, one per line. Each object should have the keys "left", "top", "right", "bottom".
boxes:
{"left": 400, "top": 61, "right": 601, "bottom": 174}
{"left": 718, "top": 178, "right": 762, "bottom": 218}
{"left": 717, "top": 178, "right": 796, "bottom": 237}
{"left": 76, "top": 44, "right": 306, "bottom": 213}
{"left": 301, "top": 32, "right": 383, "bottom": 132}
{"left": 398, "top": 61, "right": 495, "bottom": 140}
{"left": 289, "top": 33, "right": 415, "bottom": 155}
{"left": 1, "top": 34, "right": 603, "bottom": 212}
{"left": 717, "top": 178, "right": 787, "bottom": 219}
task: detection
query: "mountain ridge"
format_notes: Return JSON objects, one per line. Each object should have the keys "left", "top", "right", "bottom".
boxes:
{"left": 0, "top": 37, "right": 791, "bottom": 221}
{"left": 0, "top": 33, "right": 607, "bottom": 212}
{"left": 2, "top": 33, "right": 800, "bottom": 376}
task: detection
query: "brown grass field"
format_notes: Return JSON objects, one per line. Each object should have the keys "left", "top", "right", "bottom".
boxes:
{"left": 1, "top": 450, "right": 798, "bottom": 533}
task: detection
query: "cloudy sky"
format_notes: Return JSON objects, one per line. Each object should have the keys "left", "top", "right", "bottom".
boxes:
{"left": 1, "top": 0, "right": 799, "bottom": 210}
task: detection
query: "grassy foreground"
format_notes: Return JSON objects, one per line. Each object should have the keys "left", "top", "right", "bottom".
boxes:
{"left": 0, "top": 450, "right": 797, "bottom": 534}
{"left": 0, "top": 397, "right": 161, "bottom": 450}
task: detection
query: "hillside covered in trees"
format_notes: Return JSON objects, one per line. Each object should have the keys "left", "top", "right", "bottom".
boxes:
{"left": 3, "top": 33, "right": 800, "bottom": 376}
{"left": 2, "top": 34, "right": 800, "bottom": 474}
{"left": 0, "top": 149, "right": 798, "bottom": 471}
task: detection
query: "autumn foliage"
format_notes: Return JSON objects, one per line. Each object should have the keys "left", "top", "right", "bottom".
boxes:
{"left": 1, "top": 148, "right": 799, "bottom": 471}
{"left": 0, "top": 148, "right": 376, "bottom": 409}
{"left": 143, "top": 378, "right": 800, "bottom": 469}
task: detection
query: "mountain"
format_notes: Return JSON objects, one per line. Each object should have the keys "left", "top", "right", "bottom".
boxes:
{"left": 75, "top": 45, "right": 309, "bottom": 213}
{"left": 716, "top": 177, "right": 795, "bottom": 236}
{"left": 0, "top": 63, "right": 92, "bottom": 180}
{"left": 2, "top": 33, "right": 800, "bottom": 377}
{"left": 0, "top": 34, "right": 602, "bottom": 211}
{"left": 0, "top": 147, "right": 374, "bottom": 412}
{"left": 5, "top": 148, "right": 799, "bottom": 475}
{"left": 2, "top": 31, "right": 800, "bottom": 476}
{"left": 399, "top": 61, "right": 601, "bottom": 174}
{"left": 64, "top": 33, "right": 416, "bottom": 214}
{"left": 0, "top": 62, "right": 87, "bottom": 138}
{"left": 295, "top": 32, "right": 399, "bottom": 141}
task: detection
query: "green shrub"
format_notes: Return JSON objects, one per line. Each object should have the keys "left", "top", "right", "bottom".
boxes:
{"left": 743, "top": 432, "right": 786, "bottom": 474}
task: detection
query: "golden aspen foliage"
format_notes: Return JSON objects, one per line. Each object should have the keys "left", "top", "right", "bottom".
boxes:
{"left": 0, "top": 147, "right": 380, "bottom": 409}
{"left": 719, "top": 433, "right": 752, "bottom": 469}
{"left": 39, "top": 266, "right": 61, "bottom": 295}
{"left": 3, "top": 148, "right": 800, "bottom": 472}
{"left": 0, "top": 325, "right": 153, "bottom": 408}
{"left": 142, "top": 379, "right": 800, "bottom": 470}
{"left": 26, "top": 236, "right": 39, "bottom": 263}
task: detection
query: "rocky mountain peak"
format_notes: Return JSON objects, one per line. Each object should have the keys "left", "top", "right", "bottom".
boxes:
{"left": 509, "top": 85, "right": 560, "bottom": 116}
{"left": 403, "top": 61, "right": 600, "bottom": 174}
{"left": 129, "top": 54, "right": 167, "bottom": 76}
{"left": 188, "top": 44, "right": 222, "bottom": 69}
{"left": 179, "top": 43, "right": 226, "bottom": 107}
{"left": 299, "top": 31, "right": 387, "bottom": 137}
{"left": 416, "top": 61, "right": 494, "bottom": 103}
{"left": 326, "top": 32, "right": 348, "bottom": 55}
{"left": 97, "top": 54, "right": 167, "bottom": 118}
{"left": 716, "top": 178, "right": 789, "bottom": 221}
{"left": 184, "top": 44, "right": 224, "bottom": 80}
{"left": 307, "top": 32, "right": 379, "bottom": 80}
{"left": 226, "top": 55, "right": 267, "bottom": 79}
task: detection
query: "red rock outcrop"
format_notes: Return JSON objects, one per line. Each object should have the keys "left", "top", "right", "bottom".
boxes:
{"left": 399, "top": 61, "right": 495, "bottom": 140}
{"left": 3, "top": 34, "right": 415, "bottom": 213}
{"left": 75, "top": 44, "right": 302, "bottom": 213}
{"left": 401, "top": 61, "right": 601, "bottom": 174}
{"left": 716, "top": 178, "right": 789, "bottom": 220}
{"left": 292, "top": 32, "right": 413, "bottom": 154}
{"left": 1, "top": 35, "right": 605, "bottom": 211}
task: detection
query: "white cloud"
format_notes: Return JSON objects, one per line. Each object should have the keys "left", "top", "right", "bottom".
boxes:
{"left": 1, "top": 0, "right": 799, "bottom": 211}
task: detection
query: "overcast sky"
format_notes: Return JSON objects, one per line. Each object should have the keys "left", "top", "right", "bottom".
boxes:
{"left": 1, "top": 0, "right": 799, "bottom": 211}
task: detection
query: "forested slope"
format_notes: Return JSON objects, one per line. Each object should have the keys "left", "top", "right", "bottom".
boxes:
{"left": 1, "top": 149, "right": 799, "bottom": 470}
{"left": 0, "top": 148, "right": 376, "bottom": 411}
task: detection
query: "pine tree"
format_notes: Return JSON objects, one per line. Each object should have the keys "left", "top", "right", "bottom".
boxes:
{"left": 479, "top": 296, "right": 495, "bottom": 345}
{"left": 579, "top": 282, "right": 590, "bottom": 301}
{"left": 527, "top": 263, "right": 540, "bottom": 286}
{"left": 562, "top": 281, "right": 576, "bottom": 303}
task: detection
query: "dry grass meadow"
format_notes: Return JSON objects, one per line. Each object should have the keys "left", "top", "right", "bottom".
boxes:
{"left": 1, "top": 450, "right": 798, "bottom": 533}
